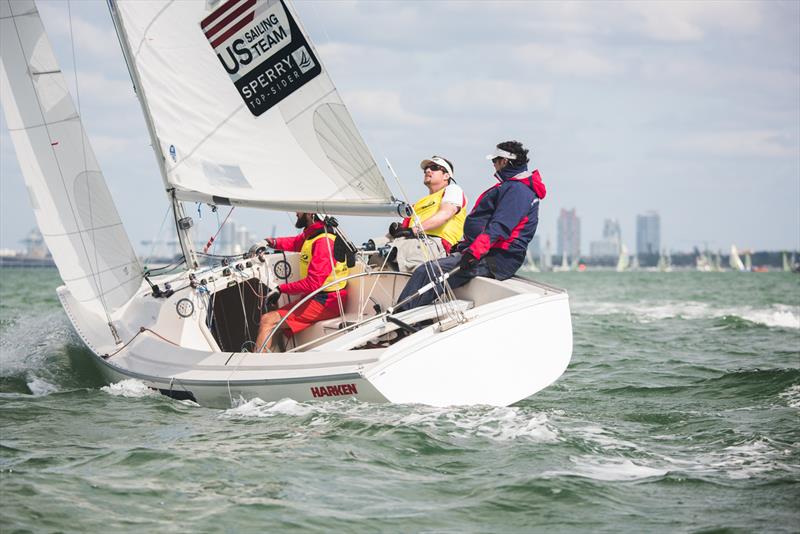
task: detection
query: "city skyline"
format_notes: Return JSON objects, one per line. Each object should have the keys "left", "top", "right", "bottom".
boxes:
{"left": 1, "top": 1, "right": 798, "bottom": 255}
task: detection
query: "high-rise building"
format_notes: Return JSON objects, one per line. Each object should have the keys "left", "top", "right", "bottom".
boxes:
{"left": 636, "top": 211, "right": 660, "bottom": 257}
{"left": 557, "top": 208, "right": 580, "bottom": 260}
{"left": 589, "top": 218, "right": 621, "bottom": 258}
{"left": 528, "top": 235, "right": 541, "bottom": 258}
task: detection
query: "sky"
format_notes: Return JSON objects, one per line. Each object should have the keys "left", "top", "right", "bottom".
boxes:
{"left": 1, "top": 0, "right": 798, "bottom": 257}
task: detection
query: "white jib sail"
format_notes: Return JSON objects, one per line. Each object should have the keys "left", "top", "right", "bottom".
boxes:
{"left": 0, "top": 0, "right": 142, "bottom": 316}
{"left": 112, "top": 0, "right": 403, "bottom": 216}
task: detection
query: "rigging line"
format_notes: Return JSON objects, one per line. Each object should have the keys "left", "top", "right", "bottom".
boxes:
{"left": 102, "top": 326, "right": 178, "bottom": 359}
{"left": 203, "top": 206, "right": 235, "bottom": 254}
{"left": 236, "top": 277, "right": 251, "bottom": 344}
{"left": 144, "top": 203, "right": 173, "bottom": 266}
{"left": 9, "top": 7, "right": 116, "bottom": 325}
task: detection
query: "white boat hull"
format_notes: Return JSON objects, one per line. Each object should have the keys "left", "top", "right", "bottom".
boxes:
{"left": 58, "top": 259, "right": 573, "bottom": 408}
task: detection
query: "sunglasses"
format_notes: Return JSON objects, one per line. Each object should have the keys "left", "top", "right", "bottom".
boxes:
{"left": 491, "top": 157, "right": 505, "bottom": 164}
{"left": 424, "top": 164, "right": 447, "bottom": 173}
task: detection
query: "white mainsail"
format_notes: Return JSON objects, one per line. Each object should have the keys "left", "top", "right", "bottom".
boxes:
{"left": 0, "top": 0, "right": 142, "bottom": 316}
{"left": 111, "top": 0, "right": 403, "bottom": 216}
{"left": 730, "top": 245, "right": 746, "bottom": 271}
{"left": 616, "top": 244, "right": 629, "bottom": 272}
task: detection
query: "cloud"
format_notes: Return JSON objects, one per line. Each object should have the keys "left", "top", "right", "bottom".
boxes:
{"left": 675, "top": 130, "right": 798, "bottom": 157}
{"left": 38, "top": 1, "right": 121, "bottom": 62}
{"left": 442, "top": 81, "right": 552, "bottom": 115}
{"left": 626, "top": 1, "right": 763, "bottom": 42}
{"left": 513, "top": 44, "right": 621, "bottom": 77}
{"left": 343, "top": 90, "right": 429, "bottom": 126}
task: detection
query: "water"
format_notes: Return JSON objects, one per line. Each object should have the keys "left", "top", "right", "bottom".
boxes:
{"left": 1, "top": 268, "right": 798, "bottom": 532}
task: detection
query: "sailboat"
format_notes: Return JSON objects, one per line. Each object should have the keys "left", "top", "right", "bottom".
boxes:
{"left": 615, "top": 244, "right": 629, "bottom": 272}
{"left": 553, "top": 251, "right": 570, "bottom": 272}
{"left": 729, "top": 245, "right": 747, "bottom": 272}
{"left": 524, "top": 248, "right": 540, "bottom": 272}
{"left": 657, "top": 248, "right": 672, "bottom": 272}
{"left": 1, "top": 0, "right": 572, "bottom": 408}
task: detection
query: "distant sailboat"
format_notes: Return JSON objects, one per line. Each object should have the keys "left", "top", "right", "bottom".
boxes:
{"left": 730, "top": 245, "right": 746, "bottom": 271}
{"left": 696, "top": 250, "right": 712, "bottom": 272}
{"left": 657, "top": 249, "right": 672, "bottom": 272}
{"left": 744, "top": 251, "right": 752, "bottom": 272}
{"left": 616, "top": 244, "right": 629, "bottom": 272}
{"left": 713, "top": 250, "right": 724, "bottom": 272}
{"left": 783, "top": 252, "right": 791, "bottom": 272}
{"left": 524, "top": 249, "right": 540, "bottom": 272}
{"left": 554, "top": 251, "right": 570, "bottom": 272}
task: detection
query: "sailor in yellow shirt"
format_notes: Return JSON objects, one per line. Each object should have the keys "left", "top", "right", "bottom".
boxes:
{"left": 388, "top": 155, "right": 467, "bottom": 270}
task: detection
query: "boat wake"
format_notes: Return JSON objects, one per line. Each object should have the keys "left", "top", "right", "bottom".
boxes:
{"left": 101, "top": 378, "right": 159, "bottom": 399}
{"left": 574, "top": 300, "right": 799, "bottom": 329}
{"left": 0, "top": 309, "right": 88, "bottom": 395}
{"left": 219, "top": 397, "right": 558, "bottom": 442}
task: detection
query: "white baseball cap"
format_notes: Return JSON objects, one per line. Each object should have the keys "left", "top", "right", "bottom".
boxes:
{"left": 485, "top": 148, "right": 517, "bottom": 161}
{"left": 420, "top": 156, "right": 454, "bottom": 177}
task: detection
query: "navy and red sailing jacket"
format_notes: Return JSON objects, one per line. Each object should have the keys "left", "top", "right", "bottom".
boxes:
{"left": 457, "top": 168, "right": 546, "bottom": 280}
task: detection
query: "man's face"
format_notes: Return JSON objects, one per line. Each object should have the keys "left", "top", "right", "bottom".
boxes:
{"left": 294, "top": 212, "right": 311, "bottom": 229}
{"left": 423, "top": 164, "right": 449, "bottom": 192}
{"left": 492, "top": 157, "right": 509, "bottom": 173}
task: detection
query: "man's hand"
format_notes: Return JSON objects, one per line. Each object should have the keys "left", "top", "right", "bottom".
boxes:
{"left": 459, "top": 251, "right": 479, "bottom": 270}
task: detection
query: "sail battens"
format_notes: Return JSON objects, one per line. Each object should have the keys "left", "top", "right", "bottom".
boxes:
{"left": 282, "top": 86, "right": 336, "bottom": 126}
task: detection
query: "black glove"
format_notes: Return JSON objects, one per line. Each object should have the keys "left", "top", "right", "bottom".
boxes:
{"left": 459, "top": 251, "right": 478, "bottom": 270}
{"left": 388, "top": 222, "right": 402, "bottom": 237}
{"left": 265, "top": 287, "right": 281, "bottom": 310}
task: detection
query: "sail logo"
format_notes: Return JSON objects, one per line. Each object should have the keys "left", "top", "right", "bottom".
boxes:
{"left": 201, "top": 0, "right": 321, "bottom": 117}
{"left": 291, "top": 46, "right": 314, "bottom": 74}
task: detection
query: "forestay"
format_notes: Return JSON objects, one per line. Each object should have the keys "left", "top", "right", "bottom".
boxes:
{"left": 0, "top": 0, "right": 142, "bottom": 316}
{"left": 112, "top": 0, "right": 403, "bottom": 216}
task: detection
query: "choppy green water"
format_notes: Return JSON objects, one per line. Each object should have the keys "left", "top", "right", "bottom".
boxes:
{"left": 1, "top": 268, "right": 798, "bottom": 532}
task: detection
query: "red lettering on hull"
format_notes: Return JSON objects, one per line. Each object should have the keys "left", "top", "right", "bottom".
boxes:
{"left": 310, "top": 383, "right": 358, "bottom": 398}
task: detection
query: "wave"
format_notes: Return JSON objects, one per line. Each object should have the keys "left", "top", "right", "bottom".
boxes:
{"left": 101, "top": 379, "right": 159, "bottom": 399}
{"left": 223, "top": 397, "right": 314, "bottom": 418}
{"left": 543, "top": 456, "right": 667, "bottom": 482}
{"left": 676, "top": 437, "right": 797, "bottom": 481}
{"left": 397, "top": 405, "right": 559, "bottom": 442}
{"left": 778, "top": 384, "right": 800, "bottom": 408}
{"left": 574, "top": 301, "right": 799, "bottom": 329}
{"left": 219, "top": 398, "right": 558, "bottom": 443}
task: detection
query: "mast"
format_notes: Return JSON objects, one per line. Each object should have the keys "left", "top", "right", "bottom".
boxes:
{"left": 106, "top": 0, "right": 198, "bottom": 270}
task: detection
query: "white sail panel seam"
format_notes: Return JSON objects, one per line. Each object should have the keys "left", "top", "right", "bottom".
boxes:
{"left": 6, "top": 114, "right": 80, "bottom": 131}
{"left": 40, "top": 221, "right": 128, "bottom": 237}
{"left": 60, "top": 260, "right": 141, "bottom": 283}
{"left": 131, "top": 1, "right": 174, "bottom": 59}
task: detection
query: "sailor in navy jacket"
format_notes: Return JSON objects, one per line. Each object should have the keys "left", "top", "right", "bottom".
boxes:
{"left": 395, "top": 141, "right": 546, "bottom": 311}
{"left": 458, "top": 164, "right": 546, "bottom": 279}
